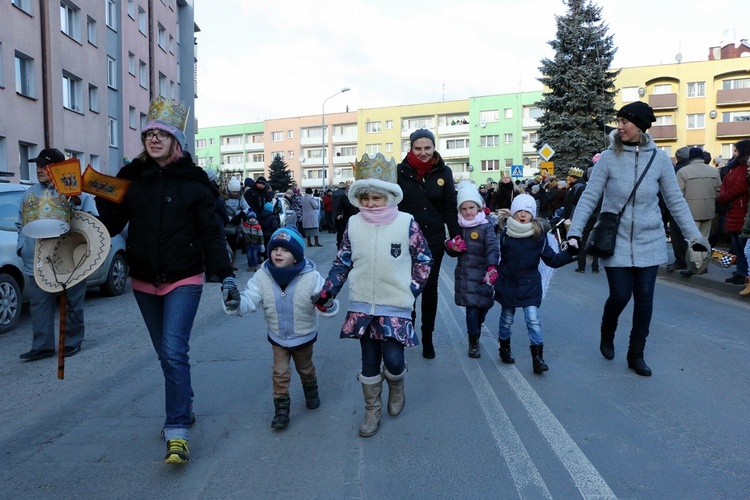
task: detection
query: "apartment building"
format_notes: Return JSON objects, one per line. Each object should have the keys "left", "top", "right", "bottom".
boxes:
{"left": 0, "top": 0, "right": 196, "bottom": 179}
{"left": 615, "top": 42, "right": 750, "bottom": 161}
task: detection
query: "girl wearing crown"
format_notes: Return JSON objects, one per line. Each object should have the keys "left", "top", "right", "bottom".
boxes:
{"left": 95, "top": 97, "right": 238, "bottom": 465}
{"left": 315, "top": 154, "right": 433, "bottom": 438}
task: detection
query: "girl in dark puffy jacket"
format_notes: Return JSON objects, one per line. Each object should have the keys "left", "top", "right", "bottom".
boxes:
{"left": 445, "top": 182, "right": 499, "bottom": 358}
{"left": 494, "top": 194, "right": 575, "bottom": 374}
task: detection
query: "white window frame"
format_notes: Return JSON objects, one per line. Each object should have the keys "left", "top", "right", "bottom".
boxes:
{"left": 287, "top": 130, "right": 294, "bottom": 139}
{"left": 339, "top": 146, "right": 356, "bottom": 156}
{"left": 365, "top": 121, "right": 382, "bottom": 133}
{"left": 15, "top": 51, "right": 35, "bottom": 98}
{"left": 480, "top": 135, "right": 499, "bottom": 147}
{"left": 105, "top": 0, "right": 116, "bottom": 30}
{"left": 88, "top": 84, "right": 98, "bottom": 112}
{"left": 721, "top": 111, "right": 750, "bottom": 122}
{"left": 621, "top": 86, "right": 640, "bottom": 102}
{"left": 385, "top": 142, "right": 393, "bottom": 152}
{"left": 157, "top": 24, "right": 167, "bottom": 50}
{"left": 687, "top": 82, "right": 705, "bottom": 98}
{"left": 686, "top": 114, "right": 705, "bottom": 130}
{"left": 287, "top": 150, "right": 295, "bottom": 159}
{"left": 481, "top": 159, "right": 499, "bottom": 171}
{"left": 653, "top": 84, "right": 671, "bottom": 95}
{"left": 60, "top": 2, "right": 80, "bottom": 41}
{"left": 138, "top": 7, "right": 147, "bottom": 35}
{"left": 86, "top": 16, "right": 97, "bottom": 46}
{"left": 479, "top": 110, "right": 499, "bottom": 123}
{"left": 385, "top": 120, "right": 393, "bottom": 130}
{"left": 365, "top": 144, "right": 381, "bottom": 155}
{"left": 252, "top": 153, "right": 264, "bottom": 163}
{"left": 504, "top": 108, "right": 513, "bottom": 119}
{"left": 504, "top": 133, "right": 513, "bottom": 144}
{"left": 108, "top": 117, "right": 118, "bottom": 147}
{"left": 271, "top": 131, "right": 283, "bottom": 142}
{"left": 445, "top": 138, "right": 469, "bottom": 149}
{"left": 107, "top": 56, "right": 116, "bottom": 89}
{"left": 138, "top": 60, "right": 148, "bottom": 88}
{"left": 62, "top": 71, "right": 82, "bottom": 112}
{"left": 195, "top": 139, "right": 206, "bottom": 149}
{"left": 723, "top": 78, "right": 750, "bottom": 90}
{"left": 654, "top": 115, "right": 673, "bottom": 125}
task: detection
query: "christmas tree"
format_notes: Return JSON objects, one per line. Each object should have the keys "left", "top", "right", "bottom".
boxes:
{"left": 536, "top": 0, "right": 619, "bottom": 176}
{"left": 267, "top": 153, "right": 293, "bottom": 192}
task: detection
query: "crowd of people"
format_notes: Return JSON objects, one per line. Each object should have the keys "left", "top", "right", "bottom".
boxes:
{"left": 16, "top": 97, "right": 750, "bottom": 466}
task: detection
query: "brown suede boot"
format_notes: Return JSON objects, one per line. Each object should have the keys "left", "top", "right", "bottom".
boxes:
{"left": 740, "top": 277, "right": 750, "bottom": 297}
{"left": 357, "top": 372, "right": 383, "bottom": 437}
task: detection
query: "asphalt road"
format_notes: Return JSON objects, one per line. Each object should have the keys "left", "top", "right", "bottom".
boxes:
{"left": 1, "top": 231, "right": 748, "bottom": 499}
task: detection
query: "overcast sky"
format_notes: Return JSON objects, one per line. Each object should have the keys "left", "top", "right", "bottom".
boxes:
{"left": 193, "top": 0, "right": 743, "bottom": 127}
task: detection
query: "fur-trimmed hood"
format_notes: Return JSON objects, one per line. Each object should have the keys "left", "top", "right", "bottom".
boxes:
{"left": 348, "top": 178, "right": 403, "bottom": 207}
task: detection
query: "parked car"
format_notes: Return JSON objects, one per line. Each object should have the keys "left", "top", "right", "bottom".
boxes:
{"left": 0, "top": 183, "right": 128, "bottom": 334}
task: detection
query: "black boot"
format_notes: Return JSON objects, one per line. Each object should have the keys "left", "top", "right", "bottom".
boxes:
{"left": 422, "top": 331, "right": 435, "bottom": 359}
{"left": 271, "top": 396, "right": 291, "bottom": 429}
{"left": 302, "top": 379, "right": 320, "bottom": 409}
{"left": 468, "top": 334, "right": 481, "bottom": 358}
{"left": 498, "top": 338, "right": 514, "bottom": 364}
{"left": 600, "top": 326, "right": 615, "bottom": 360}
{"left": 530, "top": 344, "right": 549, "bottom": 374}
{"left": 626, "top": 343, "right": 652, "bottom": 376}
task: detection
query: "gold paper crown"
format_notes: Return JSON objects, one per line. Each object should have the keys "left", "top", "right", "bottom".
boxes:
{"left": 147, "top": 96, "right": 189, "bottom": 131}
{"left": 22, "top": 190, "right": 71, "bottom": 228}
{"left": 353, "top": 153, "right": 397, "bottom": 184}
{"left": 568, "top": 167, "right": 585, "bottom": 178}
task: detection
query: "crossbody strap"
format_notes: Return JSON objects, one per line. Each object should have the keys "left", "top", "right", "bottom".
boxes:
{"left": 618, "top": 149, "right": 657, "bottom": 215}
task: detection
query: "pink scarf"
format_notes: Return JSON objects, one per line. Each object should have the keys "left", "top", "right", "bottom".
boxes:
{"left": 458, "top": 210, "right": 486, "bottom": 228}
{"left": 358, "top": 205, "right": 399, "bottom": 225}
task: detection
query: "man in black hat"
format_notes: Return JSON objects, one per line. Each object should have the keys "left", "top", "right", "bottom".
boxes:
{"left": 17, "top": 148, "right": 98, "bottom": 361}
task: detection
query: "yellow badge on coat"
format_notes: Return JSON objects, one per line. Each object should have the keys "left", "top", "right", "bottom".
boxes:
{"left": 470, "top": 231, "right": 479, "bottom": 240}
{"left": 437, "top": 178, "right": 445, "bottom": 186}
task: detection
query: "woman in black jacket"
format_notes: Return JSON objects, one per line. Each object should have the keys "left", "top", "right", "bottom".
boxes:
{"left": 96, "top": 97, "right": 237, "bottom": 465}
{"left": 397, "top": 129, "right": 460, "bottom": 358}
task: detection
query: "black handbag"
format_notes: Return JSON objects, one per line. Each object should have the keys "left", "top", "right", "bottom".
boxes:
{"left": 585, "top": 150, "right": 656, "bottom": 258}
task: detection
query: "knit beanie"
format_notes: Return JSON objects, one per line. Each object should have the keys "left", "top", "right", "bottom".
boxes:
{"left": 409, "top": 128, "right": 435, "bottom": 146}
{"left": 616, "top": 101, "right": 656, "bottom": 132}
{"left": 227, "top": 178, "right": 241, "bottom": 192}
{"left": 675, "top": 146, "right": 690, "bottom": 161}
{"left": 688, "top": 147, "right": 705, "bottom": 160}
{"left": 267, "top": 227, "right": 305, "bottom": 263}
{"left": 456, "top": 181, "right": 484, "bottom": 209}
{"left": 510, "top": 194, "right": 537, "bottom": 218}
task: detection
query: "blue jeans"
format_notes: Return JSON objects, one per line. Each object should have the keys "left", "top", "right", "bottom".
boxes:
{"left": 134, "top": 284, "right": 202, "bottom": 441}
{"left": 466, "top": 307, "right": 488, "bottom": 337}
{"left": 497, "top": 305, "right": 543, "bottom": 345}
{"left": 360, "top": 336, "right": 404, "bottom": 377}
{"left": 729, "top": 232, "right": 749, "bottom": 276}
{"left": 246, "top": 244, "right": 262, "bottom": 268}
{"left": 602, "top": 266, "right": 658, "bottom": 347}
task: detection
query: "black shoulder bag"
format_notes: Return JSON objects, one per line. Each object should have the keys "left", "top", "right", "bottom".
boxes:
{"left": 585, "top": 149, "right": 657, "bottom": 258}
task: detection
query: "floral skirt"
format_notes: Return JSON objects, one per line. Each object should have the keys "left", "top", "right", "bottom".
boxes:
{"left": 339, "top": 311, "right": 418, "bottom": 347}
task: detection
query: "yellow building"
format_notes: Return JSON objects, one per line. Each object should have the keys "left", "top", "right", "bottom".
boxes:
{"left": 357, "top": 100, "right": 472, "bottom": 181}
{"left": 615, "top": 55, "right": 750, "bottom": 162}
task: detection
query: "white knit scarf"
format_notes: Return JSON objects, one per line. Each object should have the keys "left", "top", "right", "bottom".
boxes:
{"left": 506, "top": 217, "right": 534, "bottom": 239}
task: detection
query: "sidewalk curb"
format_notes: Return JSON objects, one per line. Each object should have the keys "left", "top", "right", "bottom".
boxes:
{"left": 658, "top": 267, "right": 748, "bottom": 300}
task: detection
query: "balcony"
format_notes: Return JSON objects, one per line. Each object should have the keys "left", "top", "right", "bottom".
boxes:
{"left": 220, "top": 143, "right": 244, "bottom": 153}
{"left": 441, "top": 147, "right": 469, "bottom": 159}
{"left": 300, "top": 136, "right": 323, "bottom": 147}
{"left": 717, "top": 121, "right": 750, "bottom": 138}
{"left": 245, "top": 142, "right": 264, "bottom": 151}
{"left": 716, "top": 88, "right": 750, "bottom": 106}
{"left": 437, "top": 123, "right": 470, "bottom": 135}
{"left": 332, "top": 133, "right": 357, "bottom": 144}
{"left": 333, "top": 155, "right": 357, "bottom": 166}
{"left": 649, "top": 125, "right": 677, "bottom": 141}
{"left": 648, "top": 93, "right": 677, "bottom": 110}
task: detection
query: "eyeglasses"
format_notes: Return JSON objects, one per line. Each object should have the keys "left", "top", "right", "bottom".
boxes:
{"left": 143, "top": 131, "right": 171, "bottom": 141}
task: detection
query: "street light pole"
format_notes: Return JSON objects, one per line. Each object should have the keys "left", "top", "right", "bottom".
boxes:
{"left": 321, "top": 87, "right": 350, "bottom": 189}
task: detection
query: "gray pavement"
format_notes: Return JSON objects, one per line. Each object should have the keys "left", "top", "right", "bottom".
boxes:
{"left": 0, "top": 230, "right": 748, "bottom": 499}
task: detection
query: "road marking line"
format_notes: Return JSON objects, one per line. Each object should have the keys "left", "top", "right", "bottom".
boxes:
{"left": 437, "top": 291, "right": 552, "bottom": 499}
{"left": 439, "top": 270, "right": 616, "bottom": 499}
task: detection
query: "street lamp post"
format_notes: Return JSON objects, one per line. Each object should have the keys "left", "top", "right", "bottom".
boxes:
{"left": 321, "top": 87, "right": 350, "bottom": 189}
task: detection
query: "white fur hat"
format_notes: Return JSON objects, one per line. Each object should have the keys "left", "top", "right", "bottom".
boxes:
{"left": 456, "top": 181, "right": 484, "bottom": 209}
{"left": 510, "top": 193, "right": 537, "bottom": 218}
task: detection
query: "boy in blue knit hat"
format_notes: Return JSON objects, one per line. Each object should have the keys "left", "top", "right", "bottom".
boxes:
{"left": 241, "top": 210, "right": 264, "bottom": 271}
{"left": 222, "top": 227, "right": 338, "bottom": 430}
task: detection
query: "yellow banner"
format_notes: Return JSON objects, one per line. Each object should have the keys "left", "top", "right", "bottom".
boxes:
{"left": 81, "top": 165, "right": 130, "bottom": 204}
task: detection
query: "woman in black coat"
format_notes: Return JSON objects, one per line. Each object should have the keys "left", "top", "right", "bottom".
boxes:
{"left": 96, "top": 97, "right": 237, "bottom": 465}
{"left": 397, "top": 129, "right": 460, "bottom": 358}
